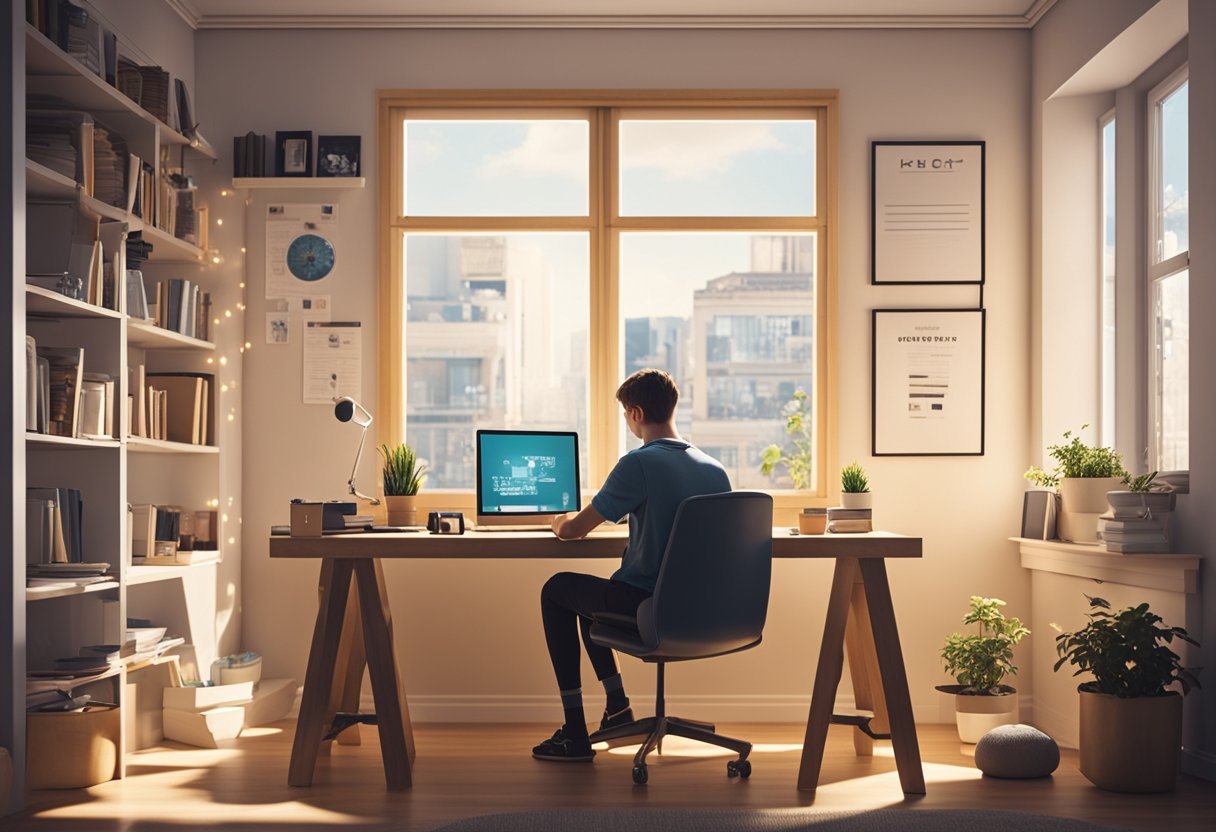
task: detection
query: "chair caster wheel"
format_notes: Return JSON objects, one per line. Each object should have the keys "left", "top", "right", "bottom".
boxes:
{"left": 632, "top": 764, "right": 648, "bottom": 785}
{"left": 727, "top": 759, "right": 751, "bottom": 778}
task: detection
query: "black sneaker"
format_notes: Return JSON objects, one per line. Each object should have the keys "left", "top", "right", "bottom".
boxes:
{"left": 532, "top": 726, "right": 595, "bottom": 762}
{"left": 599, "top": 706, "right": 635, "bottom": 731}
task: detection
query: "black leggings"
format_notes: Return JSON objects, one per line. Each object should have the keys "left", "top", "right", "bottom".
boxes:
{"left": 540, "top": 572, "right": 652, "bottom": 692}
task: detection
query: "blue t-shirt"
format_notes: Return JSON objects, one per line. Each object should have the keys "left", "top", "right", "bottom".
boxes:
{"left": 591, "top": 438, "right": 732, "bottom": 592}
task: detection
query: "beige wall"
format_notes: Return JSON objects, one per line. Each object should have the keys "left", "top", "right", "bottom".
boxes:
{"left": 199, "top": 26, "right": 1032, "bottom": 722}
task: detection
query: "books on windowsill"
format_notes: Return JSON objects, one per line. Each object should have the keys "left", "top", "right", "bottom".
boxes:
{"left": 1097, "top": 512, "right": 1172, "bottom": 554}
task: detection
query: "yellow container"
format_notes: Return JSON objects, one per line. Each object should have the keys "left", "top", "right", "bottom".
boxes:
{"left": 26, "top": 705, "right": 120, "bottom": 789}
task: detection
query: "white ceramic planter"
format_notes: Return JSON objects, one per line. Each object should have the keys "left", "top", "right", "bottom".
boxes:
{"left": 954, "top": 691, "right": 1019, "bottom": 744}
{"left": 1057, "top": 477, "right": 1122, "bottom": 543}
{"left": 1105, "top": 490, "right": 1176, "bottom": 518}
{"left": 840, "top": 492, "right": 872, "bottom": 510}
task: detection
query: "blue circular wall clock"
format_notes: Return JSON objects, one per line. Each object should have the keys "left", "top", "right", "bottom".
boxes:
{"left": 286, "top": 233, "right": 335, "bottom": 281}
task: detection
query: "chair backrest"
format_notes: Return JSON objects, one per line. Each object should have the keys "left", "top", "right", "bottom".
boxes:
{"left": 640, "top": 491, "right": 773, "bottom": 658}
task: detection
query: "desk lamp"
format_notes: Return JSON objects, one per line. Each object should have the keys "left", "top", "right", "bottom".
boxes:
{"left": 333, "top": 396, "right": 380, "bottom": 505}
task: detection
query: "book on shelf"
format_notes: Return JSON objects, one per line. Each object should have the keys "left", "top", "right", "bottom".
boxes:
{"left": 78, "top": 371, "right": 115, "bottom": 439}
{"left": 25, "top": 335, "right": 37, "bottom": 431}
{"left": 27, "top": 486, "right": 82, "bottom": 563}
{"left": 147, "top": 372, "right": 215, "bottom": 445}
{"left": 34, "top": 345, "right": 83, "bottom": 437}
{"left": 116, "top": 60, "right": 171, "bottom": 124}
{"left": 233, "top": 132, "right": 268, "bottom": 177}
{"left": 25, "top": 107, "right": 94, "bottom": 190}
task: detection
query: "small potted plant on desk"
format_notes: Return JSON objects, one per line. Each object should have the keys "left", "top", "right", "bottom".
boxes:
{"left": 761, "top": 389, "right": 824, "bottom": 533}
{"left": 1054, "top": 595, "right": 1200, "bottom": 792}
{"left": 1025, "top": 425, "right": 1125, "bottom": 543}
{"left": 937, "top": 596, "right": 1030, "bottom": 743}
{"left": 380, "top": 443, "right": 426, "bottom": 526}
{"left": 839, "top": 461, "right": 871, "bottom": 509}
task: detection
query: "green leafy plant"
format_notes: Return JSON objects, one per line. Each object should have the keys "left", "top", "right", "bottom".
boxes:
{"left": 840, "top": 461, "right": 869, "bottom": 494}
{"left": 1054, "top": 595, "right": 1200, "bottom": 698}
{"left": 940, "top": 596, "right": 1030, "bottom": 695}
{"left": 760, "top": 389, "right": 814, "bottom": 490}
{"left": 379, "top": 443, "right": 426, "bottom": 497}
{"left": 1122, "top": 471, "right": 1159, "bottom": 492}
{"left": 1024, "top": 425, "right": 1126, "bottom": 489}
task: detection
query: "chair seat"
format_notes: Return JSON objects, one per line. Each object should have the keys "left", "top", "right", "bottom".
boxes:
{"left": 589, "top": 620, "right": 762, "bottom": 663}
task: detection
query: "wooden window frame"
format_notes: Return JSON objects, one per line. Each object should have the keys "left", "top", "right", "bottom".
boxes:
{"left": 378, "top": 90, "right": 839, "bottom": 522}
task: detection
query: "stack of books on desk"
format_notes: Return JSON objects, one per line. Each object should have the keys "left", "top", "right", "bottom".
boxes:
{"left": 827, "top": 507, "right": 872, "bottom": 534}
{"left": 1099, "top": 514, "right": 1171, "bottom": 553}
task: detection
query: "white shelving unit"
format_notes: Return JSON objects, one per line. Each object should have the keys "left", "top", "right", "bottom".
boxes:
{"left": 17, "top": 17, "right": 230, "bottom": 799}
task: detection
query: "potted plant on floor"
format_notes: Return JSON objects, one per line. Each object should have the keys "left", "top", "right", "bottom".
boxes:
{"left": 936, "top": 596, "right": 1029, "bottom": 743}
{"left": 1024, "top": 425, "right": 1125, "bottom": 543}
{"left": 761, "top": 389, "right": 824, "bottom": 533}
{"left": 1054, "top": 595, "right": 1200, "bottom": 792}
{"left": 380, "top": 442, "right": 426, "bottom": 526}
{"left": 839, "top": 461, "right": 871, "bottom": 510}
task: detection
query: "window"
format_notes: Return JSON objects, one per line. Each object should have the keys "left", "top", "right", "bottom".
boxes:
{"left": 381, "top": 92, "right": 835, "bottom": 503}
{"left": 1148, "top": 69, "right": 1188, "bottom": 472}
{"left": 1099, "top": 113, "right": 1116, "bottom": 449}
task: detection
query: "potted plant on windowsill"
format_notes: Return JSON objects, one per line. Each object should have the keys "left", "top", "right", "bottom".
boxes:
{"left": 1054, "top": 595, "right": 1200, "bottom": 792}
{"left": 1105, "top": 470, "right": 1177, "bottom": 518}
{"left": 1024, "top": 425, "right": 1125, "bottom": 543}
{"left": 380, "top": 443, "right": 426, "bottom": 526}
{"left": 761, "top": 389, "right": 824, "bottom": 533}
{"left": 839, "top": 461, "right": 871, "bottom": 510}
{"left": 936, "top": 596, "right": 1029, "bottom": 743}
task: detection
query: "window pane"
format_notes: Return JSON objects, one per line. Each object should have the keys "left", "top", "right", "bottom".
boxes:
{"left": 1154, "top": 269, "right": 1188, "bottom": 471}
{"left": 619, "top": 120, "right": 815, "bottom": 216}
{"left": 404, "top": 233, "right": 589, "bottom": 488}
{"left": 404, "top": 120, "right": 589, "bottom": 216}
{"left": 1157, "top": 81, "right": 1188, "bottom": 260}
{"left": 1100, "top": 118, "right": 1116, "bottom": 448}
{"left": 619, "top": 233, "right": 816, "bottom": 488}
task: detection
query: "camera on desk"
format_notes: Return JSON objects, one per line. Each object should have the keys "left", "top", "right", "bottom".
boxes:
{"left": 427, "top": 511, "right": 465, "bottom": 535}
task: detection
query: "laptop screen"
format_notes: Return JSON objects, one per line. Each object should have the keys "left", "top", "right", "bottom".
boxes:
{"left": 475, "top": 430, "right": 581, "bottom": 519}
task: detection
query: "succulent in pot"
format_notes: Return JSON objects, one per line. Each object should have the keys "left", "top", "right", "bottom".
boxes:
{"left": 380, "top": 443, "right": 426, "bottom": 526}
{"left": 839, "top": 461, "right": 871, "bottom": 510}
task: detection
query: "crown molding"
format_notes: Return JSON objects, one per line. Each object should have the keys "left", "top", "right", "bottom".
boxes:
{"left": 164, "top": 0, "right": 202, "bottom": 29}
{"left": 190, "top": 8, "right": 1060, "bottom": 31}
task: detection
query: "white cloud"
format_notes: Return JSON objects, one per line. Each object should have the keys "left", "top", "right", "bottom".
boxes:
{"left": 621, "top": 122, "right": 784, "bottom": 180}
{"left": 480, "top": 123, "right": 587, "bottom": 180}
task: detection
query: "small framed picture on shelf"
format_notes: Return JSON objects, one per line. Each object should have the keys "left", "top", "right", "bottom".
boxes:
{"left": 316, "top": 135, "right": 361, "bottom": 177}
{"left": 275, "top": 130, "right": 313, "bottom": 177}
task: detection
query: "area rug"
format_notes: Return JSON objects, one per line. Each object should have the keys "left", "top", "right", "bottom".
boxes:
{"left": 430, "top": 808, "right": 1132, "bottom": 832}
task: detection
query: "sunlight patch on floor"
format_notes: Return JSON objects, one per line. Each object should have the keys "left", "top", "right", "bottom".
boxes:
{"left": 237, "top": 726, "right": 284, "bottom": 738}
{"left": 36, "top": 799, "right": 367, "bottom": 825}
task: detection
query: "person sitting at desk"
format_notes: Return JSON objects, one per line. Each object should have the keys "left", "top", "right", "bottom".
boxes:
{"left": 533, "top": 368, "right": 732, "bottom": 762}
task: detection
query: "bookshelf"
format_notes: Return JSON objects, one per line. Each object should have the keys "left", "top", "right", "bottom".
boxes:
{"left": 14, "top": 9, "right": 233, "bottom": 805}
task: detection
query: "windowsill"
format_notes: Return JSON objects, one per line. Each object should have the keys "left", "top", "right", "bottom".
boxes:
{"left": 1011, "top": 537, "right": 1200, "bottom": 594}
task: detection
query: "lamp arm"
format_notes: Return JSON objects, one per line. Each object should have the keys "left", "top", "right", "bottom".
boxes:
{"left": 347, "top": 422, "right": 381, "bottom": 505}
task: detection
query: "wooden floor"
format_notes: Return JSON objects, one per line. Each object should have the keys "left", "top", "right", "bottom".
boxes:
{"left": 7, "top": 721, "right": 1216, "bottom": 831}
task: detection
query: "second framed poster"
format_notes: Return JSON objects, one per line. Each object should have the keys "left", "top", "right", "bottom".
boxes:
{"left": 872, "top": 141, "right": 985, "bottom": 284}
{"left": 872, "top": 308, "right": 985, "bottom": 456}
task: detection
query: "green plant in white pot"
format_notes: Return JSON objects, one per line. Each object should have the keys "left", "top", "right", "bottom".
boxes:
{"left": 936, "top": 596, "right": 1029, "bottom": 743}
{"left": 839, "top": 461, "right": 871, "bottom": 510}
{"left": 1054, "top": 595, "right": 1200, "bottom": 792}
{"left": 1025, "top": 425, "right": 1125, "bottom": 543}
{"left": 1105, "top": 470, "right": 1177, "bottom": 520}
{"left": 761, "top": 389, "right": 823, "bottom": 533}
{"left": 380, "top": 443, "right": 426, "bottom": 526}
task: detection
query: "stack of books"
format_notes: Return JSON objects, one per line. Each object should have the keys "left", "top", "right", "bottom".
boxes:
{"left": 1099, "top": 513, "right": 1170, "bottom": 554}
{"left": 232, "top": 132, "right": 267, "bottom": 177}
{"left": 827, "top": 507, "right": 872, "bottom": 534}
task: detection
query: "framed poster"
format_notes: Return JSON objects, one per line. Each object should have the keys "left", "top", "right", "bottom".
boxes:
{"left": 872, "top": 308, "right": 985, "bottom": 456}
{"left": 872, "top": 141, "right": 985, "bottom": 284}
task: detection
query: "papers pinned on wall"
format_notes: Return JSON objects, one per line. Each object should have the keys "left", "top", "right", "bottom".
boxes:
{"left": 302, "top": 322, "right": 361, "bottom": 405}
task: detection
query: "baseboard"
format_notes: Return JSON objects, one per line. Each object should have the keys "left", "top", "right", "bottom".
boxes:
{"left": 1026, "top": 695, "right": 1078, "bottom": 749}
{"left": 1181, "top": 747, "right": 1216, "bottom": 782}
{"left": 355, "top": 693, "right": 945, "bottom": 724}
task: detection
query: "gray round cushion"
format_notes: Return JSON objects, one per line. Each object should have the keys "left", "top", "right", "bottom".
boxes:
{"left": 975, "top": 723, "right": 1060, "bottom": 779}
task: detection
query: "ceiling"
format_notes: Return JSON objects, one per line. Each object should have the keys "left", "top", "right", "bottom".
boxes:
{"left": 168, "top": 0, "right": 1059, "bottom": 30}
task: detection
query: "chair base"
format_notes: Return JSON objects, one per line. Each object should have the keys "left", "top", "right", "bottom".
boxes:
{"left": 589, "top": 713, "right": 752, "bottom": 776}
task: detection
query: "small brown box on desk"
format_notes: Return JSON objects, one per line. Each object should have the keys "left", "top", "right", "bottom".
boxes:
{"left": 290, "top": 502, "right": 324, "bottom": 537}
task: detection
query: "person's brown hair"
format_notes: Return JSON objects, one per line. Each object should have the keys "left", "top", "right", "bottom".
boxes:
{"left": 616, "top": 369, "right": 679, "bottom": 424}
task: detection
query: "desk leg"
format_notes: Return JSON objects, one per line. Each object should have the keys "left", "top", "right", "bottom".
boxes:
{"left": 858, "top": 558, "right": 925, "bottom": 796}
{"left": 354, "top": 559, "right": 416, "bottom": 789}
{"left": 797, "top": 557, "right": 857, "bottom": 792}
{"left": 329, "top": 580, "right": 366, "bottom": 747}
{"left": 289, "top": 558, "right": 353, "bottom": 787}
{"left": 844, "top": 576, "right": 889, "bottom": 756}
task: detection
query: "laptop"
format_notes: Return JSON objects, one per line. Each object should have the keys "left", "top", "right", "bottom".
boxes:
{"left": 475, "top": 429, "right": 581, "bottom": 530}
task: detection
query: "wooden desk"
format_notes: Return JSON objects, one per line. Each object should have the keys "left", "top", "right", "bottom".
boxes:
{"left": 269, "top": 528, "right": 924, "bottom": 795}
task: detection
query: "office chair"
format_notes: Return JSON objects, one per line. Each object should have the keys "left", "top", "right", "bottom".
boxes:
{"left": 588, "top": 491, "right": 774, "bottom": 785}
